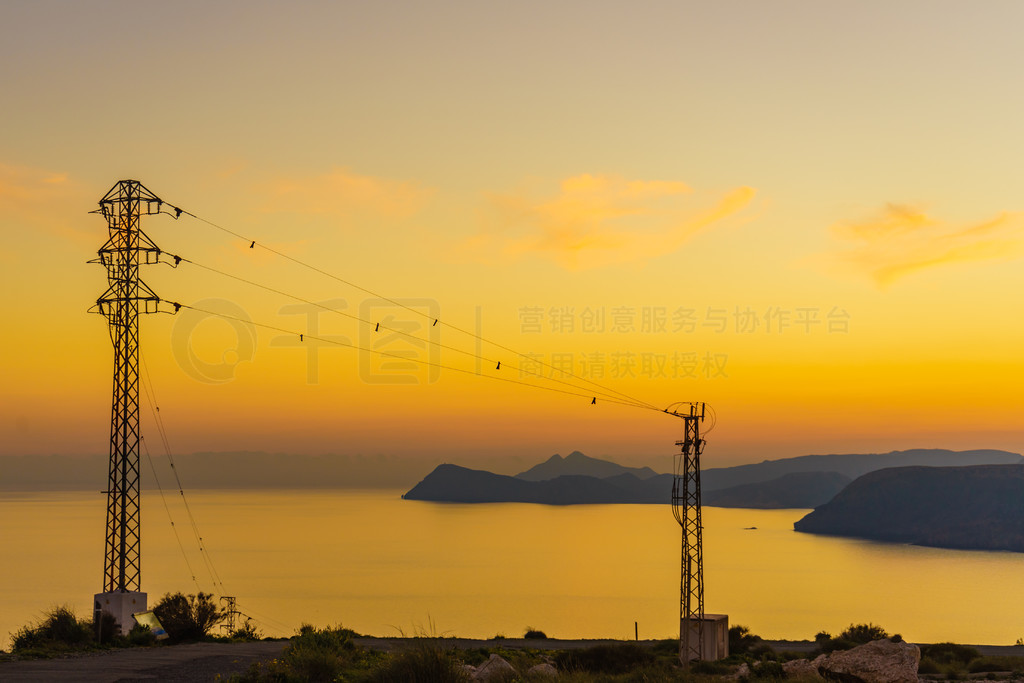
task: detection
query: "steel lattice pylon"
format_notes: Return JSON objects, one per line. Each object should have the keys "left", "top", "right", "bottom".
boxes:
{"left": 90, "top": 180, "right": 178, "bottom": 594}
{"left": 669, "top": 402, "right": 706, "bottom": 666}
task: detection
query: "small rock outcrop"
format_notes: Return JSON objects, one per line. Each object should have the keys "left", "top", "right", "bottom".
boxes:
{"left": 526, "top": 662, "right": 558, "bottom": 677}
{"left": 817, "top": 639, "right": 920, "bottom": 683}
{"left": 474, "top": 653, "right": 516, "bottom": 681}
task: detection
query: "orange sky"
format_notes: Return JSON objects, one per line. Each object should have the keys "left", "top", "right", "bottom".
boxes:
{"left": 1, "top": 1, "right": 1023, "bottom": 468}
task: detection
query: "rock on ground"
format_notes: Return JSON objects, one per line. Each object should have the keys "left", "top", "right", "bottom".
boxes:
{"left": 474, "top": 653, "right": 516, "bottom": 681}
{"left": 727, "top": 662, "right": 750, "bottom": 681}
{"left": 527, "top": 662, "right": 558, "bottom": 677}
{"left": 817, "top": 639, "right": 920, "bottom": 683}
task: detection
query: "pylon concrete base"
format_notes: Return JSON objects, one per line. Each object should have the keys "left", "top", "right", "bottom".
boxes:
{"left": 94, "top": 591, "right": 147, "bottom": 636}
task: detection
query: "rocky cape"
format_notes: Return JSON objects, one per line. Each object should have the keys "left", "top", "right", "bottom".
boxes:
{"left": 794, "top": 464, "right": 1024, "bottom": 552}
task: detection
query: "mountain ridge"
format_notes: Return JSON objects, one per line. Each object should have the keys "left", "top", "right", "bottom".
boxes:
{"left": 703, "top": 471, "right": 852, "bottom": 509}
{"left": 514, "top": 450, "right": 659, "bottom": 482}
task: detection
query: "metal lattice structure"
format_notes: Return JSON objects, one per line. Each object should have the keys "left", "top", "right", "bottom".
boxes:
{"left": 90, "top": 180, "right": 179, "bottom": 593}
{"left": 668, "top": 401, "right": 707, "bottom": 666}
{"left": 221, "top": 596, "right": 239, "bottom": 635}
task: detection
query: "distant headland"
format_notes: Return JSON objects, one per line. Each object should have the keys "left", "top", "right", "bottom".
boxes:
{"left": 793, "top": 463, "right": 1024, "bottom": 553}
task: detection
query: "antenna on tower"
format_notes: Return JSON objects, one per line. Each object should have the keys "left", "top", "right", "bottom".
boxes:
{"left": 89, "top": 180, "right": 181, "bottom": 637}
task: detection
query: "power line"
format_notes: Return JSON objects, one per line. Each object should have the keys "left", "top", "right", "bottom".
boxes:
{"left": 140, "top": 354, "right": 227, "bottom": 595}
{"left": 139, "top": 435, "right": 202, "bottom": 594}
{"left": 176, "top": 255, "right": 655, "bottom": 409}
{"left": 177, "top": 302, "right": 662, "bottom": 412}
{"left": 173, "top": 208, "right": 661, "bottom": 412}
{"left": 232, "top": 602, "right": 295, "bottom": 636}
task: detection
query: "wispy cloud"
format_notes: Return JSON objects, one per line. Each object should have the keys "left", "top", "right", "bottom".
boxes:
{"left": 831, "top": 203, "right": 1024, "bottom": 286}
{"left": 0, "top": 163, "right": 90, "bottom": 241}
{"left": 467, "top": 173, "right": 756, "bottom": 270}
{"left": 0, "top": 163, "right": 74, "bottom": 209}
{"left": 260, "top": 167, "right": 433, "bottom": 219}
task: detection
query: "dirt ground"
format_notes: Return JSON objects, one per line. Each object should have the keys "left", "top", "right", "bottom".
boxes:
{"left": 0, "top": 640, "right": 289, "bottom": 682}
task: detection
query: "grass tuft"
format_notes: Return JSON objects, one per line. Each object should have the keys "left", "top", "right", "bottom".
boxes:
{"left": 369, "top": 640, "right": 469, "bottom": 683}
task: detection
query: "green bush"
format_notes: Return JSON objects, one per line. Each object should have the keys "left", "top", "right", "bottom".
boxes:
{"left": 690, "top": 658, "right": 733, "bottom": 675}
{"left": 921, "top": 642, "right": 981, "bottom": 667}
{"left": 230, "top": 618, "right": 263, "bottom": 641}
{"left": 152, "top": 592, "right": 225, "bottom": 642}
{"left": 235, "top": 624, "right": 370, "bottom": 682}
{"left": 967, "top": 655, "right": 1024, "bottom": 673}
{"left": 751, "top": 659, "right": 786, "bottom": 679}
{"left": 650, "top": 639, "right": 680, "bottom": 656}
{"left": 126, "top": 623, "right": 157, "bottom": 647}
{"left": 729, "top": 625, "right": 762, "bottom": 656}
{"left": 838, "top": 623, "right": 889, "bottom": 644}
{"left": 554, "top": 643, "right": 654, "bottom": 674}
{"left": 814, "top": 623, "right": 892, "bottom": 653}
{"left": 286, "top": 643, "right": 348, "bottom": 682}
{"left": 12, "top": 606, "right": 94, "bottom": 653}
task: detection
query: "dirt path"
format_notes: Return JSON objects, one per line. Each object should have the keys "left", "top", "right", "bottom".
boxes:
{"left": 0, "top": 640, "right": 289, "bottom": 682}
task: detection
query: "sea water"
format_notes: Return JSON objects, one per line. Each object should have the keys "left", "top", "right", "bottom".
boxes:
{"left": 2, "top": 489, "right": 1023, "bottom": 648}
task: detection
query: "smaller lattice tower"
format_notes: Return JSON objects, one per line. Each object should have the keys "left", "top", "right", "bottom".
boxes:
{"left": 668, "top": 401, "right": 707, "bottom": 666}
{"left": 221, "top": 596, "right": 240, "bottom": 635}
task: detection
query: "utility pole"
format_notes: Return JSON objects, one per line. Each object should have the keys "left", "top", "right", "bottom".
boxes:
{"left": 668, "top": 402, "right": 706, "bottom": 667}
{"left": 90, "top": 180, "right": 179, "bottom": 636}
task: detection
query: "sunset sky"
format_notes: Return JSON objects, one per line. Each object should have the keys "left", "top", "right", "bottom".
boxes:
{"left": 2, "top": 1, "right": 1022, "bottom": 469}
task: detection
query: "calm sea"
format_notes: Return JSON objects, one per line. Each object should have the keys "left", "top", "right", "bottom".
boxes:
{"left": 3, "top": 489, "right": 1023, "bottom": 649}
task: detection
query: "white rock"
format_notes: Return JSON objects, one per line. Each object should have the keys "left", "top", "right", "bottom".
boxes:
{"left": 474, "top": 653, "right": 516, "bottom": 681}
{"left": 728, "top": 662, "right": 751, "bottom": 681}
{"left": 817, "top": 639, "right": 920, "bottom": 683}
